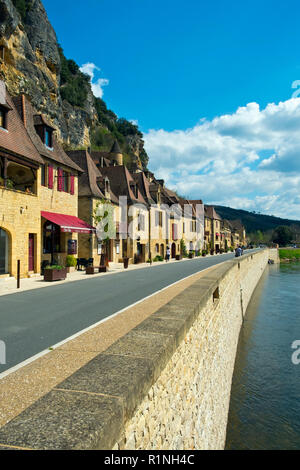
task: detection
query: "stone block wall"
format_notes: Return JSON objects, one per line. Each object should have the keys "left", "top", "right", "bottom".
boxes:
{"left": 118, "top": 249, "right": 269, "bottom": 450}
{"left": 0, "top": 250, "right": 269, "bottom": 450}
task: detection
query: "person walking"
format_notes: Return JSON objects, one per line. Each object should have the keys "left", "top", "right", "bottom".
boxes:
{"left": 166, "top": 246, "right": 170, "bottom": 262}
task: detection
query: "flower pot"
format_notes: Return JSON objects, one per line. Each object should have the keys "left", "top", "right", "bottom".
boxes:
{"left": 175, "top": 254, "right": 182, "bottom": 260}
{"left": 66, "top": 266, "right": 76, "bottom": 273}
{"left": 123, "top": 257, "right": 129, "bottom": 269}
{"left": 44, "top": 268, "right": 67, "bottom": 282}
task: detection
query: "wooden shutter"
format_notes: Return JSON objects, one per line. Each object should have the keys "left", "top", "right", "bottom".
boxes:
{"left": 57, "top": 168, "right": 63, "bottom": 191}
{"left": 48, "top": 165, "right": 53, "bottom": 189}
{"left": 70, "top": 175, "right": 75, "bottom": 195}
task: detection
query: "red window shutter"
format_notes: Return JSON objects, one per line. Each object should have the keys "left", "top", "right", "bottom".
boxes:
{"left": 57, "top": 168, "right": 63, "bottom": 191}
{"left": 48, "top": 165, "right": 53, "bottom": 189}
{"left": 70, "top": 175, "right": 75, "bottom": 195}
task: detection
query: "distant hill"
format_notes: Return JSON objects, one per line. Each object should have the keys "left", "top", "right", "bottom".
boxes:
{"left": 213, "top": 205, "right": 300, "bottom": 233}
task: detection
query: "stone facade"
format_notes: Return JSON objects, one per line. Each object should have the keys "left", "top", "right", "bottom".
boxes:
{"left": 0, "top": 165, "right": 78, "bottom": 278}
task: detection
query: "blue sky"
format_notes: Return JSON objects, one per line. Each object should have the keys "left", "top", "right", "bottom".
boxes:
{"left": 43, "top": 0, "right": 300, "bottom": 219}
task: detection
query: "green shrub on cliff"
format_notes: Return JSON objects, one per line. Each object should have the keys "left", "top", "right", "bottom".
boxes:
{"left": 58, "top": 46, "right": 89, "bottom": 107}
{"left": 12, "top": 0, "right": 32, "bottom": 21}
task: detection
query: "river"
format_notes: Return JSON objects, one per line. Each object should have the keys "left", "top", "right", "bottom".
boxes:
{"left": 225, "top": 262, "right": 300, "bottom": 450}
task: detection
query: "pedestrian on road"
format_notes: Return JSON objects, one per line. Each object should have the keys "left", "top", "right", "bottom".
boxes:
{"left": 166, "top": 246, "right": 170, "bottom": 262}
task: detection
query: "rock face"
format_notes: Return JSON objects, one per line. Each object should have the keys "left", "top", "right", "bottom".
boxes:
{"left": 0, "top": 0, "right": 148, "bottom": 165}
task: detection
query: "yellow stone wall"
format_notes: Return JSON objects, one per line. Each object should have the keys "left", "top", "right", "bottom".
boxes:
{"left": 78, "top": 197, "right": 124, "bottom": 265}
{"left": 0, "top": 164, "right": 78, "bottom": 278}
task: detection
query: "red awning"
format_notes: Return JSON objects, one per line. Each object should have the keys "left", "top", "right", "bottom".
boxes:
{"left": 41, "top": 211, "right": 95, "bottom": 234}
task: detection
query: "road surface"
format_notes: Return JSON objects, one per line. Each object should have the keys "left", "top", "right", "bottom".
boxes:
{"left": 0, "top": 251, "right": 254, "bottom": 373}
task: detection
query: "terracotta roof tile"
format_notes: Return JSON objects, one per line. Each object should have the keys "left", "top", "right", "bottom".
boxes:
{"left": 13, "top": 95, "right": 83, "bottom": 173}
{"left": 0, "top": 86, "right": 43, "bottom": 164}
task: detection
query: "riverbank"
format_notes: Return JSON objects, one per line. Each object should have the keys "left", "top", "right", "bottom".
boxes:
{"left": 279, "top": 248, "right": 300, "bottom": 262}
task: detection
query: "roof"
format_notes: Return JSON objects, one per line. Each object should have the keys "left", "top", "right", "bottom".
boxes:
{"left": 67, "top": 150, "right": 119, "bottom": 204}
{"left": 67, "top": 150, "right": 104, "bottom": 198}
{"left": 110, "top": 140, "right": 122, "bottom": 154}
{"left": 33, "top": 114, "right": 56, "bottom": 130}
{"left": 90, "top": 151, "right": 112, "bottom": 168}
{"left": 0, "top": 85, "right": 44, "bottom": 165}
{"left": 205, "top": 205, "right": 222, "bottom": 220}
{"left": 133, "top": 172, "right": 155, "bottom": 205}
{"left": 100, "top": 165, "right": 147, "bottom": 206}
{"left": 13, "top": 95, "right": 83, "bottom": 173}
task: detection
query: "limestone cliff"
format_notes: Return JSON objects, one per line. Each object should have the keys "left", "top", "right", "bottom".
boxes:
{"left": 0, "top": 0, "right": 149, "bottom": 167}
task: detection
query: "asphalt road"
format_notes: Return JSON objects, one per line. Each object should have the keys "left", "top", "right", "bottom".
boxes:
{"left": 0, "top": 251, "right": 254, "bottom": 374}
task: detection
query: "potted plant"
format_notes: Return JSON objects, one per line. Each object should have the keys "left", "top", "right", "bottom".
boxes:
{"left": 44, "top": 265, "right": 67, "bottom": 281}
{"left": 66, "top": 255, "right": 77, "bottom": 273}
{"left": 175, "top": 254, "right": 182, "bottom": 260}
{"left": 188, "top": 250, "right": 195, "bottom": 259}
{"left": 5, "top": 178, "right": 14, "bottom": 189}
{"left": 202, "top": 250, "right": 207, "bottom": 257}
{"left": 123, "top": 257, "right": 129, "bottom": 269}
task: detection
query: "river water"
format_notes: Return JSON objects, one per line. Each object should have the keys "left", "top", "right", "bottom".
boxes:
{"left": 225, "top": 262, "right": 300, "bottom": 450}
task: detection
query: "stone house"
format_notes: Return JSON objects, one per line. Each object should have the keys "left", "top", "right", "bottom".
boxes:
{"left": 95, "top": 146, "right": 149, "bottom": 264}
{"left": 0, "top": 81, "right": 93, "bottom": 278}
{"left": 204, "top": 206, "right": 222, "bottom": 253}
{"left": 220, "top": 219, "right": 233, "bottom": 251}
{"left": 67, "top": 149, "right": 122, "bottom": 265}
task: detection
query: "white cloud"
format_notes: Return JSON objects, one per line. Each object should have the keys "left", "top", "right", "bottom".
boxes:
{"left": 80, "top": 62, "right": 109, "bottom": 98}
{"left": 144, "top": 98, "right": 300, "bottom": 220}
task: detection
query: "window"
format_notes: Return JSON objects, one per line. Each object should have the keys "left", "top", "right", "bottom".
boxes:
{"left": 45, "top": 128, "right": 53, "bottom": 148}
{"left": 155, "top": 211, "right": 163, "bottom": 227}
{"left": 138, "top": 213, "right": 145, "bottom": 232}
{"left": 172, "top": 224, "right": 178, "bottom": 240}
{"left": 190, "top": 221, "right": 196, "bottom": 232}
{"left": 63, "top": 171, "right": 69, "bottom": 192}
{"left": 41, "top": 165, "right": 47, "bottom": 187}
{"left": 0, "top": 108, "right": 7, "bottom": 129}
{"left": 43, "top": 222, "right": 60, "bottom": 254}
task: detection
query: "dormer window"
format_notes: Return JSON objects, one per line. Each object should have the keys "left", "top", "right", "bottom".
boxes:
{"left": 0, "top": 106, "right": 7, "bottom": 129}
{"left": 34, "top": 115, "right": 55, "bottom": 149}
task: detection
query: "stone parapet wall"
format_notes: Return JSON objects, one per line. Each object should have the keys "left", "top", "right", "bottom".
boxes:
{"left": 119, "top": 249, "right": 269, "bottom": 450}
{"left": 0, "top": 250, "right": 269, "bottom": 449}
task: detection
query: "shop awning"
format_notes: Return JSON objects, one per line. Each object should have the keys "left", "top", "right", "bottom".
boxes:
{"left": 41, "top": 211, "right": 95, "bottom": 234}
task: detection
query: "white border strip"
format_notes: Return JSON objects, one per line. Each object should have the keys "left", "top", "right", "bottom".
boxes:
{"left": 0, "top": 262, "right": 222, "bottom": 380}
